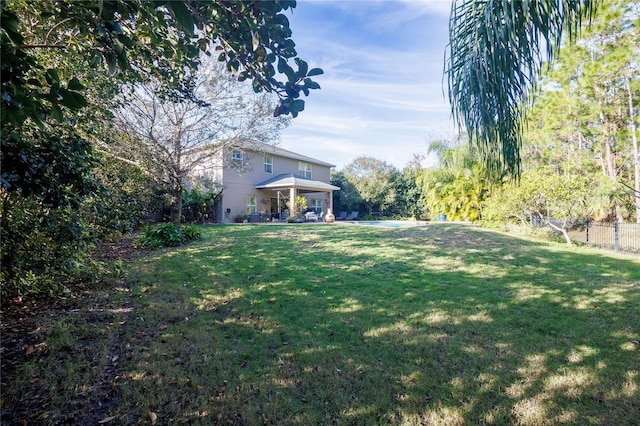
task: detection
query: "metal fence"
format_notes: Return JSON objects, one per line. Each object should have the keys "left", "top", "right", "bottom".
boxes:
{"left": 574, "top": 221, "right": 640, "bottom": 254}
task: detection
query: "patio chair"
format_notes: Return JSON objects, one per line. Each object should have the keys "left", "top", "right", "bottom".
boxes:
{"left": 346, "top": 211, "right": 359, "bottom": 220}
{"left": 336, "top": 211, "right": 347, "bottom": 220}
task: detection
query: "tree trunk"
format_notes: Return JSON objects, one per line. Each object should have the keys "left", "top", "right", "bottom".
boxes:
{"left": 597, "top": 96, "right": 623, "bottom": 222}
{"left": 626, "top": 74, "right": 640, "bottom": 223}
{"left": 171, "top": 134, "right": 183, "bottom": 227}
{"left": 170, "top": 185, "right": 183, "bottom": 227}
{"left": 545, "top": 219, "right": 572, "bottom": 245}
{"left": 595, "top": 87, "right": 617, "bottom": 181}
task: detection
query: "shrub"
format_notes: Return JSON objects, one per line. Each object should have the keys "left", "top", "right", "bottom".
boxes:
{"left": 181, "top": 224, "right": 202, "bottom": 242}
{"left": 181, "top": 186, "right": 221, "bottom": 223}
{"left": 0, "top": 142, "right": 164, "bottom": 299}
{"left": 136, "top": 223, "right": 202, "bottom": 249}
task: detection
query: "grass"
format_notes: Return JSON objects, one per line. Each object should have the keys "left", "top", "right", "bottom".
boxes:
{"left": 3, "top": 223, "right": 639, "bottom": 424}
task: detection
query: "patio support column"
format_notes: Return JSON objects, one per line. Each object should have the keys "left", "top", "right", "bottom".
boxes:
{"left": 329, "top": 190, "right": 334, "bottom": 213}
{"left": 289, "top": 186, "right": 296, "bottom": 217}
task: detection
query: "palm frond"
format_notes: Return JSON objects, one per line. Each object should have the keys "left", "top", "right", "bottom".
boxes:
{"left": 447, "top": 0, "right": 598, "bottom": 177}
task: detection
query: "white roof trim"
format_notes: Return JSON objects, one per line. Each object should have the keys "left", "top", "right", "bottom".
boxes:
{"left": 255, "top": 174, "right": 340, "bottom": 191}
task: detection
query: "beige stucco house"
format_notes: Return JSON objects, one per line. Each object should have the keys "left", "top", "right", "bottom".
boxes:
{"left": 191, "top": 142, "right": 340, "bottom": 223}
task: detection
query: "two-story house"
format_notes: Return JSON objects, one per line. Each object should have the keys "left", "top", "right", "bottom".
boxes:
{"left": 191, "top": 141, "right": 340, "bottom": 223}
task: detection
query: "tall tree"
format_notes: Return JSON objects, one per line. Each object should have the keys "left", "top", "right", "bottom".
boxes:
{"left": 447, "top": 0, "right": 598, "bottom": 176}
{"left": 626, "top": 71, "right": 640, "bottom": 222}
{"left": 417, "top": 135, "right": 492, "bottom": 221}
{"left": 392, "top": 160, "right": 427, "bottom": 219}
{"left": 522, "top": 0, "right": 639, "bottom": 221}
{"left": 342, "top": 157, "right": 397, "bottom": 216}
{"left": 330, "top": 170, "right": 362, "bottom": 215}
{"left": 579, "top": 0, "right": 639, "bottom": 221}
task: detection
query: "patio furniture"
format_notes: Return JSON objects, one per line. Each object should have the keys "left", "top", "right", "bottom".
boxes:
{"left": 248, "top": 212, "right": 261, "bottom": 223}
{"left": 304, "top": 211, "right": 325, "bottom": 222}
{"left": 346, "top": 211, "right": 359, "bottom": 220}
{"left": 336, "top": 211, "right": 347, "bottom": 220}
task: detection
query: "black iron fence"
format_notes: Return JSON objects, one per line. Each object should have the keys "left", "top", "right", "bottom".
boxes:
{"left": 574, "top": 221, "right": 640, "bottom": 254}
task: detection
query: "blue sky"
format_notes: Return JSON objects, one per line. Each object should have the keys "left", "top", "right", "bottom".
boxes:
{"left": 278, "top": 0, "right": 455, "bottom": 170}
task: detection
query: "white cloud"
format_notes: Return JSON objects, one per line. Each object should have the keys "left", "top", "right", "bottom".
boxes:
{"left": 399, "top": 0, "right": 453, "bottom": 16}
{"left": 280, "top": 0, "right": 456, "bottom": 169}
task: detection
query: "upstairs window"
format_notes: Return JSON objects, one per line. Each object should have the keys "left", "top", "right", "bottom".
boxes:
{"left": 264, "top": 154, "right": 273, "bottom": 174}
{"left": 232, "top": 149, "right": 243, "bottom": 168}
{"left": 299, "top": 161, "right": 312, "bottom": 179}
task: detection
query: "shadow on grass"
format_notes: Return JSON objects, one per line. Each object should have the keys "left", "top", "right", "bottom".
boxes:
{"left": 6, "top": 224, "right": 638, "bottom": 424}
{"left": 121, "top": 224, "right": 639, "bottom": 424}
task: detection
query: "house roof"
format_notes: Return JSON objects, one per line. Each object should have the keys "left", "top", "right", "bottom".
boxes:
{"left": 184, "top": 140, "right": 336, "bottom": 168}
{"left": 255, "top": 173, "right": 341, "bottom": 192}
{"left": 242, "top": 141, "right": 336, "bottom": 168}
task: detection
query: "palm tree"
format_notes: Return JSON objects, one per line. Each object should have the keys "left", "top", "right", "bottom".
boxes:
{"left": 423, "top": 135, "right": 491, "bottom": 221}
{"left": 447, "top": 0, "right": 598, "bottom": 177}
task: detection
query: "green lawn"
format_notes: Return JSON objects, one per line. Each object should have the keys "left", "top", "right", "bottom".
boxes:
{"left": 4, "top": 223, "right": 639, "bottom": 424}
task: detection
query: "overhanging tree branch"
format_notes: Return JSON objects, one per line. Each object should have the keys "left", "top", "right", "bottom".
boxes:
{"left": 447, "top": 0, "right": 598, "bottom": 177}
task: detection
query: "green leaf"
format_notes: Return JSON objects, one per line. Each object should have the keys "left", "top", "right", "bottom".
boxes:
{"left": 295, "top": 58, "right": 308, "bottom": 79}
{"left": 1, "top": 9, "right": 24, "bottom": 45}
{"left": 105, "top": 55, "right": 118, "bottom": 76}
{"left": 303, "top": 78, "right": 320, "bottom": 90}
{"left": 281, "top": 0, "right": 297, "bottom": 11}
{"left": 51, "top": 104, "right": 64, "bottom": 122}
{"left": 269, "top": 13, "right": 290, "bottom": 27}
{"left": 284, "top": 82, "right": 299, "bottom": 99}
{"left": 307, "top": 68, "right": 324, "bottom": 77}
{"left": 227, "top": 59, "right": 240, "bottom": 74}
{"left": 45, "top": 69, "right": 60, "bottom": 85}
{"left": 278, "top": 58, "right": 296, "bottom": 82}
{"left": 58, "top": 89, "right": 88, "bottom": 110}
{"left": 169, "top": 2, "right": 195, "bottom": 36}
{"left": 89, "top": 52, "right": 102, "bottom": 68}
{"left": 252, "top": 79, "right": 264, "bottom": 93}
{"left": 290, "top": 99, "right": 305, "bottom": 113}
{"left": 30, "top": 112, "right": 46, "bottom": 130}
{"left": 67, "top": 78, "right": 85, "bottom": 91}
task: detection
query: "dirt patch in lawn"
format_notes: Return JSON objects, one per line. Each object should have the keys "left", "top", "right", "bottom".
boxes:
{"left": 0, "top": 237, "right": 148, "bottom": 425}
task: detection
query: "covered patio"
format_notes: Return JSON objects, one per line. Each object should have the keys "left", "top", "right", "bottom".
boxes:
{"left": 255, "top": 173, "right": 340, "bottom": 220}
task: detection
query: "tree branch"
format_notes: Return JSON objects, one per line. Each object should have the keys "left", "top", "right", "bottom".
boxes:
{"left": 17, "top": 44, "right": 66, "bottom": 49}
